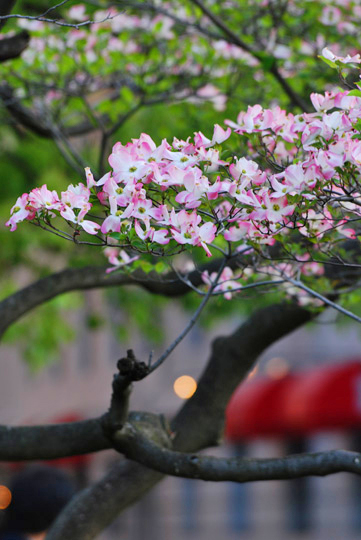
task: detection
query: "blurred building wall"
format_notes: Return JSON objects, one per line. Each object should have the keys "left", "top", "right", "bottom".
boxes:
{"left": 1, "top": 291, "right": 361, "bottom": 539}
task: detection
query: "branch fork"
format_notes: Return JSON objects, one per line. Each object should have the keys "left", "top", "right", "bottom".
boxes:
{"left": 102, "top": 349, "right": 149, "bottom": 437}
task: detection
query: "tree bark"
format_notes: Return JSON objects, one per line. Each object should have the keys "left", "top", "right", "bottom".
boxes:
{"left": 0, "top": 257, "right": 242, "bottom": 339}
{"left": 0, "top": 31, "right": 29, "bottom": 62}
{"left": 46, "top": 302, "right": 313, "bottom": 539}
{"left": 113, "top": 423, "right": 361, "bottom": 481}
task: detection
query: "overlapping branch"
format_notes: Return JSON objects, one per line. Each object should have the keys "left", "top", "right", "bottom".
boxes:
{"left": 113, "top": 423, "right": 361, "bottom": 481}
{"left": 0, "top": 256, "right": 241, "bottom": 339}
{"left": 1, "top": 234, "right": 359, "bottom": 341}
{"left": 45, "top": 301, "right": 313, "bottom": 539}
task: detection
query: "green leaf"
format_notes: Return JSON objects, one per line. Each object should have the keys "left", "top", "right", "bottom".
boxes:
{"left": 155, "top": 261, "right": 167, "bottom": 273}
{"left": 109, "top": 232, "right": 121, "bottom": 240}
{"left": 348, "top": 89, "right": 361, "bottom": 97}
{"left": 318, "top": 55, "right": 337, "bottom": 69}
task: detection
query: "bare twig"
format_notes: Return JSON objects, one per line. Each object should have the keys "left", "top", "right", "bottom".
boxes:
{"left": 0, "top": 2, "right": 115, "bottom": 29}
{"left": 285, "top": 276, "right": 361, "bottom": 324}
{"left": 148, "top": 257, "right": 227, "bottom": 373}
{"left": 203, "top": 278, "right": 285, "bottom": 296}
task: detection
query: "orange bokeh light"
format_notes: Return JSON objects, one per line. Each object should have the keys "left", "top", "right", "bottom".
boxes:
{"left": 173, "top": 375, "right": 197, "bottom": 399}
{"left": 0, "top": 485, "right": 12, "bottom": 510}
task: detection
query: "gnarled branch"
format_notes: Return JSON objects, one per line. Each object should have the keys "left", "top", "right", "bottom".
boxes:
{"left": 0, "top": 418, "right": 109, "bottom": 461}
{"left": 46, "top": 301, "right": 313, "bottom": 539}
{"left": 113, "top": 423, "right": 361, "bottom": 481}
{"left": 0, "top": 257, "right": 240, "bottom": 339}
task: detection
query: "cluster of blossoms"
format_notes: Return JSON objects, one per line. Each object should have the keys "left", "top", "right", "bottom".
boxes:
{"left": 7, "top": 49, "right": 361, "bottom": 303}
{"left": 3, "top": 0, "right": 361, "bottom": 127}
{"left": 6, "top": 124, "right": 231, "bottom": 256}
{"left": 1, "top": 3, "right": 235, "bottom": 115}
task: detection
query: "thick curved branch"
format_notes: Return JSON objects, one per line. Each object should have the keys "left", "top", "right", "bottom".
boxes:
{"left": 0, "top": 418, "right": 109, "bottom": 461}
{"left": 0, "top": 257, "right": 237, "bottom": 339}
{"left": 0, "top": 84, "right": 99, "bottom": 138}
{"left": 0, "top": 31, "right": 29, "bottom": 62}
{"left": 47, "top": 461, "right": 163, "bottom": 539}
{"left": 113, "top": 424, "right": 361, "bottom": 481}
{"left": 172, "top": 302, "right": 312, "bottom": 451}
{"left": 1, "top": 230, "right": 358, "bottom": 340}
{"left": 0, "top": 303, "right": 311, "bottom": 466}
{"left": 1, "top": 80, "right": 197, "bottom": 142}
{"left": 46, "top": 302, "right": 313, "bottom": 539}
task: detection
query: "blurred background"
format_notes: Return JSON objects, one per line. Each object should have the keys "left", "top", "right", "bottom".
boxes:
{"left": 2, "top": 299, "right": 361, "bottom": 540}
{"left": 1, "top": 1, "right": 361, "bottom": 538}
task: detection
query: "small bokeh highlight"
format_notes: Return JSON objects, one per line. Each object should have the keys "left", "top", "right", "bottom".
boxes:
{"left": 0, "top": 486, "right": 12, "bottom": 510}
{"left": 173, "top": 375, "right": 197, "bottom": 399}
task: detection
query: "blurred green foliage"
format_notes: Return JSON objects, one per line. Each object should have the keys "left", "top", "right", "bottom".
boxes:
{"left": 1, "top": 0, "right": 361, "bottom": 369}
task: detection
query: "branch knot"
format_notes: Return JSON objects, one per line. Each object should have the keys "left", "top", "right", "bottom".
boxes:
{"left": 102, "top": 350, "right": 150, "bottom": 441}
{"left": 116, "top": 349, "right": 149, "bottom": 382}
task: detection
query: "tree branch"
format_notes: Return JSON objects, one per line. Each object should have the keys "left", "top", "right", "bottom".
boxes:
{"left": 0, "top": 31, "right": 29, "bottom": 62}
{"left": 0, "top": 257, "right": 239, "bottom": 339}
{"left": 0, "top": 84, "right": 102, "bottom": 138}
{"left": 0, "top": 3, "right": 113, "bottom": 29}
{"left": 46, "top": 302, "right": 313, "bottom": 539}
{"left": 0, "top": 418, "right": 109, "bottom": 461}
{"left": 0, "top": 82, "right": 197, "bottom": 145}
{"left": 285, "top": 276, "right": 361, "bottom": 324}
{"left": 1, "top": 235, "right": 356, "bottom": 341}
{"left": 102, "top": 350, "right": 149, "bottom": 437}
{"left": 0, "top": 84, "right": 64, "bottom": 138}
{"left": 112, "top": 423, "right": 361, "bottom": 481}
{"left": 171, "top": 302, "right": 312, "bottom": 451}
{"left": 148, "top": 257, "right": 227, "bottom": 373}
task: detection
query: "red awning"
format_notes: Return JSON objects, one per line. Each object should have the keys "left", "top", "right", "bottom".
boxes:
{"left": 285, "top": 360, "right": 361, "bottom": 433}
{"left": 225, "top": 374, "right": 299, "bottom": 440}
{"left": 225, "top": 360, "right": 361, "bottom": 441}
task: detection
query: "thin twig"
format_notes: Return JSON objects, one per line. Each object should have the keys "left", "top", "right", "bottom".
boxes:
{"left": 40, "top": 0, "right": 72, "bottom": 17}
{"left": 200, "top": 279, "right": 285, "bottom": 297}
{"left": 285, "top": 276, "right": 361, "bottom": 324}
{"left": 43, "top": 112, "right": 87, "bottom": 176}
{"left": 148, "top": 257, "right": 228, "bottom": 373}
{"left": 0, "top": 9, "right": 115, "bottom": 28}
{"left": 106, "top": 102, "right": 143, "bottom": 137}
